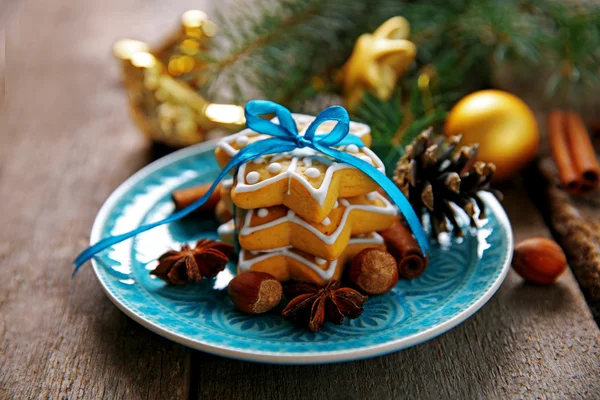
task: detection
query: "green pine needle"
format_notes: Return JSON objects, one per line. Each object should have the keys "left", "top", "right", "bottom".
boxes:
{"left": 194, "top": 0, "right": 599, "bottom": 160}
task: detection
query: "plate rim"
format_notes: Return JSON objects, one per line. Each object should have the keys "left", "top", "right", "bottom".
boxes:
{"left": 90, "top": 139, "right": 513, "bottom": 364}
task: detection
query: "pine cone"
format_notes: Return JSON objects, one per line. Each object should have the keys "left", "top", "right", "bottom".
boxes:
{"left": 393, "top": 129, "right": 503, "bottom": 237}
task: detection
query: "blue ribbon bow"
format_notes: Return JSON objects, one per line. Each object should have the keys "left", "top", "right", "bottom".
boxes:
{"left": 73, "top": 100, "right": 428, "bottom": 275}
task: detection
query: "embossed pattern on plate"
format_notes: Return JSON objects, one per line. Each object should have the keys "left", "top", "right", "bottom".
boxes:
{"left": 90, "top": 140, "right": 513, "bottom": 364}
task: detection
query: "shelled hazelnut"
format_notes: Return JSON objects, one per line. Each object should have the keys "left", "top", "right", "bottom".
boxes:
{"left": 228, "top": 272, "right": 283, "bottom": 314}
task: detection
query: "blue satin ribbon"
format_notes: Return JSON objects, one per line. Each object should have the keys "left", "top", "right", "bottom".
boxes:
{"left": 73, "top": 100, "right": 428, "bottom": 275}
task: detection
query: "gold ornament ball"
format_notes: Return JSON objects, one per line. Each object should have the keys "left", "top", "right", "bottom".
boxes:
{"left": 444, "top": 90, "right": 539, "bottom": 182}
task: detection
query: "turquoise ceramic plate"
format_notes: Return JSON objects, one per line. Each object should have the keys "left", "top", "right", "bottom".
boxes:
{"left": 90, "top": 140, "right": 513, "bottom": 364}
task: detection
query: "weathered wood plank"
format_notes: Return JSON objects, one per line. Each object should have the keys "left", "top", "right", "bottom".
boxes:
{"left": 0, "top": 0, "right": 598, "bottom": 399}
{"left": 190, "top": 185, "right": 600, "bottom": 399}
{"left": 0, "top": 0, "right": 214, "bottom": 398}
{"left": 525, "top": 158, "right": 600, "bottom": 323}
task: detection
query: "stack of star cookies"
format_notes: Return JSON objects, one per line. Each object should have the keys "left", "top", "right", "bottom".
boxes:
{"left": 215, "top": 114, "right": 397, "bottom": 285}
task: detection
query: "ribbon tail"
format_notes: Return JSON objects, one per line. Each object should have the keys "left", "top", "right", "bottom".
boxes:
{"left": 316, "top": 145, "right": 429, "bottom": 254}
{"left": 73, "top": 169, "right": 229, "bottom": 275}
{"left": 336, "top": 134, "right": 365, "bottom": 147}
{"left": 72, "top": 141, "right": 294, "bottom": 275}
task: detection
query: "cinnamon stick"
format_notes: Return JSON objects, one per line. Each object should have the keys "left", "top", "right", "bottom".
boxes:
{"left": 548, "top": 111, "right": 580, "bottom": 193}
{"left": 525, "top": 159, "right": 600, "bottom": 322}
{"left": 564, "top": 111, "right": 600, "bottom": 191}
{"left": 172, "top": 183, "right": 222, "bottom": 211}
{"left": 380, "top": 220, "right": 429, "bottom": 279}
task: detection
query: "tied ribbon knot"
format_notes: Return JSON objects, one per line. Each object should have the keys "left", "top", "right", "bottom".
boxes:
{"left": 297, "top": 137, "right": 311, "bottom": 147}
{"left": 73, "top": 100, "right": 428, "bottom": 275}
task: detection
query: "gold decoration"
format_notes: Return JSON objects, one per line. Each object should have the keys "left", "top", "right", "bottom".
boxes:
{"left": 444, "top": 90, "right": 540, "bottom": 182}
{"left": 339, "top": 17, "right": 417, "bottom": 111}
{"left": 114, "top": 10, "right": 245, "bottom": 148}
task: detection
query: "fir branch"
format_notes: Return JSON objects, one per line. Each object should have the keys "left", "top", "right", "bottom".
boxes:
{"left": 199, "top": 0, "right": 599, "bottom": 159}
{"left": 202, "top": 0, "right": 368, "bottom": 105}
{"left": 541, "top": 1, "right": 600, "bottom": 101}
{"left": 213, "top": 2, "right": 323, "bottom": 73}
{"left": 200, "top": 0, "right": 414, "bottom": 107}
{"left": 352, "top": 86, "right": 447, "bottom": 175}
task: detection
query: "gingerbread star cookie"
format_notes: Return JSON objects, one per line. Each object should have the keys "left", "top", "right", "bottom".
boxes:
{"left": 235, "top": 192, "right": 396, "bottom": 260}
{"left": 237, "top": 233, "right": 386, "bottom": 285}
{"left": 214, "top": 114, "right": 385, "bottom": 223}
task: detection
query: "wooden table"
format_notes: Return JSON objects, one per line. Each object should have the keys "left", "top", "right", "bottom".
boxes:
{"left": 1, "top": 1, "right": 599, "bottom": 398}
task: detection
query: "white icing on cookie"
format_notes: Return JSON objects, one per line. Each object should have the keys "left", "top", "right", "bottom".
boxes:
{"left": 217, "top": 113, "right": 382, "bottom": 206}
{"left": 350, "top": 233, "right": 384, "bottom": 244}
{"left": 367, "top": 191, "right": 377, "bottom": 201}
{"left": 333, "top": 200, "right": 339, "bottom": 209}
{"left": 315, "top": 257, "right": 326, "bottom": 265}
{"left": 246, "top": 171, "right": 260, "bottom": 184}
{"left": 257, "top": 208, "right": 269, "bottom": 218}
{"left": 289, "top": 147, "right": 318, "bottom": 158}
{"left": 346, "top": 144, "right": 359, "bottom": 153}
{"left": 303, "top": 157, "right": 312, "bottom": 167}
{"left": 233, "top": 145, "right": 384, "bottom": 206}
{"left": 360, "top": 154, "right": 373, "bottom": 164}
{"left": 239, "top": 193, "right": 396, "bottom": 245}
{"left": 305, "top": 167, "right": 320, "bottom": 178}
{"left": 238, "top": 233, "right": 385, "bottom": 280}
{"left": 270, "top": 153, "right": 290, "bottom": 162}
{"left": 252, "top": 157, "right": 266, "bottom": 164}
{"left": 235, "top": 135, "right": 249, "bottom": 146}
{"left": 222, "top": 178, "right": 234, "bottom": 189}
{"left": 268, "top": 162, "right": 282, "bottom": 174}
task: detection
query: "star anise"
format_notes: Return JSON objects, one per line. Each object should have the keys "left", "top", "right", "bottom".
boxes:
{"left": 281, "top": 281, "right": 368, "bottom": 332}
{"left": 151, "top": 239, "right": 234, "bottom": 285}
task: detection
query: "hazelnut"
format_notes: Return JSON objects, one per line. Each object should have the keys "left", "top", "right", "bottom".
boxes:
{"left": 348, "top": 249, "right": 398, "bottom": 295}
{"left": 228, "top": 271, "right": 283, "bottom": 314}
{"left": 512, "top": 238, "right": 567, "bottom": 285}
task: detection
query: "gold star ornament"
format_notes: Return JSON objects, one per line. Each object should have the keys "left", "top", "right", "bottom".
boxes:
{"left": 339, "top": 17, "right": 417, "bottom": 111}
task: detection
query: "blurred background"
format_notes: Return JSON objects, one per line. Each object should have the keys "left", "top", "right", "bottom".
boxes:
{"left": 1, "top": 0, "right": 600, "bottom": 398}
{"left": 3, "top": 0, "right": 599, "bottom": 167}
